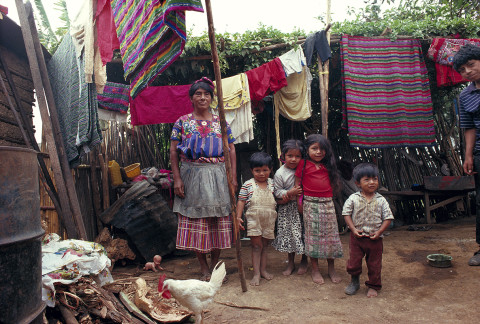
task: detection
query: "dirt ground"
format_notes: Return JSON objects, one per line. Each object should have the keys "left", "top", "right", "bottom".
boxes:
{"left": 113, "top": 217, "right": 480, "bottom": 324}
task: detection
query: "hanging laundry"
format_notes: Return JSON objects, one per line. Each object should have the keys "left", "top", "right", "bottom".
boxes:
{"left": 212, "top": 104, "right": 254, "bottom": 144}
{"left": 130, "top": 85, "right": 193, "bottom": 125}
{"left": 245, "top": 58, "right": 287, "bottom": 102}
{"left": 278, "top": 47, "right": 307, "bottom": 75}
{"left": 428, "top": 38, "right": 480, "bottom": 66}
{"left": 95, "top": 0, "right": 121, "bottom": 65}
{"left": 341, "top": 35, "right": 435, "bottom": 148}
{"left": 273, "top": 66, "right": 313, "bottom": 121}
{"left": 210, "top": 73, "right": 250, "bottom": 110}
{"left": 97, "top": 81, "right": 129, "bottom": 113}
{"left": 70, "top": 0, "right": 107, "bottom": 93}
{"left": 427, "top": 38, "right": 480, "bottom": 87}
{"left": 47, "top": 33, "right": 103, "bottom": 167}
{"left": 434, "top": 62, "right": 466, "bottom": 87}
{"left": 211, "top": 74, "right": 253, "bottom": 144}
{"left": 111, "top": 0, "right": 204, "bottom": 99}
{"left": 303, "top": 30, "right": 332, "bottom": 66}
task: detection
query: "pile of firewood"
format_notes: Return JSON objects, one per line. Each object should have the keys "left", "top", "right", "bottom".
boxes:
{"left": 45, "top": 276, "right": 191, "bottom": 323}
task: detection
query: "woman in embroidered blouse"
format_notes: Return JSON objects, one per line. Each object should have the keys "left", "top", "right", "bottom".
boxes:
{"left": 170, "top": 77, "right": 237, "bottom": 280}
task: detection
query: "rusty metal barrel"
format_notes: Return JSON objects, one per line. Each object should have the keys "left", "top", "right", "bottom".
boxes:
{"left": 0, "top": 146, "right": 45, "bottom": 323}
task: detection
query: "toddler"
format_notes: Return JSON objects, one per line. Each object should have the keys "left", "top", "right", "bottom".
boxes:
{"left": 237, "top": 152, "right": 277, "bottom": 286}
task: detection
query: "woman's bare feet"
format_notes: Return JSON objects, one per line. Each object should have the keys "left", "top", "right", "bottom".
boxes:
{"left": 311, "top": 269, "right": 325, "bottom": 284}
{"left": 250, "top": 274, "right": 260, "bottom": 286}
{"left": 261, "top": 271, "right": 274, "bottom": 280}
{"left": 282, "top": 263, "right": 295, "bottom": 276}
{"left": 367, "top": 288, "right": 378, "bottom": 298}
{"left": 328, "top": 269, "right": 342, "bottom": 284}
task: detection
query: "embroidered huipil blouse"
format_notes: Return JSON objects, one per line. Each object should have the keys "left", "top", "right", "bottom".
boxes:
{"left": 171, "top": 113, "right": 235, "bottom": 163}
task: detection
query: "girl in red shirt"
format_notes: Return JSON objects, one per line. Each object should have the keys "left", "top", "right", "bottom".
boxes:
{"left": 295, "top": 134, "right": 343, "bottom": 284}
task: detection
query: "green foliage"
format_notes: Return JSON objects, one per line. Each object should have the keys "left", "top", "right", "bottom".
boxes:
{"left": 182, "top": 24, "right": 305, "bottom": 74}
{"left": 30, "top": 0, "right": 57, "bottom": 52}
{"left": 53, "top": 0, "right": 69, "bottom": 40}
{"left": 29, "top": 0, "right": 69, "bottom": 53}
{"left": 333, "top": 1, "right": 480, "bottom": 39}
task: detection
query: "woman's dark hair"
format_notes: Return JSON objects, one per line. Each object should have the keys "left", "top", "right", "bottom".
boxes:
{"left": 304, "top": 134, "right": 341, "bottom": 195}
{"left": 452, "top": 44, "right": 480, "bottom": 72}
{"left": 281, "top": 139, "right": 305, "bottom": 160}
{"left": 189, "top": 77, "right": 215, "bottom": 97}
{"left": 249, "top": 152, "right": 273, "bottom": 169}
{"left": 352, "top": 163, "right": 379, "bottom": 182}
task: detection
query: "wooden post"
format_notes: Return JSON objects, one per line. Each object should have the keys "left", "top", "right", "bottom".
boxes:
{"left": 319, "top": 0, "right": 332, "bottom": 137}
{"left": 205, "top": 0, "right": 247, "bottom": 292}
{"left": 0, "top": 47, "right": 63, "bottom": 217}
{"left": 15, "top": 0, "right": 87, "bottom": 239}
{"left": 26, "top": 2, "right": 89, "bottom": 239}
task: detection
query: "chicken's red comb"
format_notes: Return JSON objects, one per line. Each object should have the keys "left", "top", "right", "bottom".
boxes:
{"left": 158, "top": 274, "right": 166, "bottom": 292}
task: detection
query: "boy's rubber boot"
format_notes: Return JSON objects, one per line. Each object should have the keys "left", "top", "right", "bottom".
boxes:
{"left": 345, "top": 275, "right": 360, "bottom": 295}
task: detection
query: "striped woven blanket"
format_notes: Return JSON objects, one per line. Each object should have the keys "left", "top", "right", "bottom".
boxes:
{"left": 341, "top": 35, "right": 435, "bottom": 148}
{"left": 111, "top": 0, "right": 203, "bottom": 98}
{"left": 97, "top": 81, "right": 130, "bottom": 113}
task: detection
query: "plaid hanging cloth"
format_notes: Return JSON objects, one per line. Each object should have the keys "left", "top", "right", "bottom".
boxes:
{"left": 111, "top": 0, "right": 204, "bottom": 98}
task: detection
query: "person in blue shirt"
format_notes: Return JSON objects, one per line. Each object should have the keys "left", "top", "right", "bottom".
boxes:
{"left": 453, "top": 44, "right": 480, "bottom": 266}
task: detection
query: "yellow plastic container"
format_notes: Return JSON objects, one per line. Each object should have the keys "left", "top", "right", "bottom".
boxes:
{"left": 124, "top": 163, "right": 141, "bottom": 179}
{"left": 108, "top": 160, "right": 123, "bottom": 186}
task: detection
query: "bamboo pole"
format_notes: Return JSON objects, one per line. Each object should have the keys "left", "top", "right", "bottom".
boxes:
{"left": 205, "top": 0, "right": 247, "bottom": 292}
{"left": 319, "top": 0, "right": 332, "bottom": 137}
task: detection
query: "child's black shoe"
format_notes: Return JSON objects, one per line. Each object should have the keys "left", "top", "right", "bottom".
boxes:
{"left": 345, "top": 275, "right": 360, "bottom": 295}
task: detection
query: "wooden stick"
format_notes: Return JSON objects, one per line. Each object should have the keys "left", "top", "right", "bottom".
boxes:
{"left": 89, "top": 150, "right": 103, "bottom": 233}
{"left": 15, "top": 0, "right": 81, "bottom": 238}
{"left": 24, "top": 2, "right": 87, "bottom": 239}
{"left": 319, "top": 0, "right": 332, "bottom": 138}
{"left": 214, "top": 301, "right": 269, "bottom": 311}
{"left": 58, "top": 304, "right": 79, "bottom": 324}
{"left": 25, "top": 2, "right": 87, "bottom": 232}
{"left": 205, "top": 0, "right": 247, "bottom": 293}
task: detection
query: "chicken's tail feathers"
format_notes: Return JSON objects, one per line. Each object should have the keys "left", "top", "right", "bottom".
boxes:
{"left": 209, "top": 261, "right": 226, "bottom": 288}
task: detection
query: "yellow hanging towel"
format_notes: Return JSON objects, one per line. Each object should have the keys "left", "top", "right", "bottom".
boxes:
{"left": 210, "top": 73, "right": 250, "bottom": 110}
{"left": 273, "top": 66, "right": 312, "bottom": 121}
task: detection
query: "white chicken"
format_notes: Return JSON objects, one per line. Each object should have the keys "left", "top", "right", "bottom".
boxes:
{"left": 158, "top": 261, "right": 226, "bottom": 324}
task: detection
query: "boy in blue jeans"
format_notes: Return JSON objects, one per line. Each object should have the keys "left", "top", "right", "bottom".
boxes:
{"left": 342, "top": 163, "right": 393, "bottom": 298}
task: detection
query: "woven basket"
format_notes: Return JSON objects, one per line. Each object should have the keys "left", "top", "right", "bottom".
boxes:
{"left": 124, "top": 163, "right": 141, "bottom": 179}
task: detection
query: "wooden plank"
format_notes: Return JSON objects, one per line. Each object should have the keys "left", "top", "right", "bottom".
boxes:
{"left": 24, "top": 2, "right": 88, "bottom": 239}
{"left": 15, "top": 0, "right": 79, "bottom": 238}
{"left": 424, "top": 192, "right": 431, "bottom": 224}
{"left": 423, "top": 176, "right": 475, "bottom": 191}
{"left": 429, "top": 196, "right": 465, "bottom": 211}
